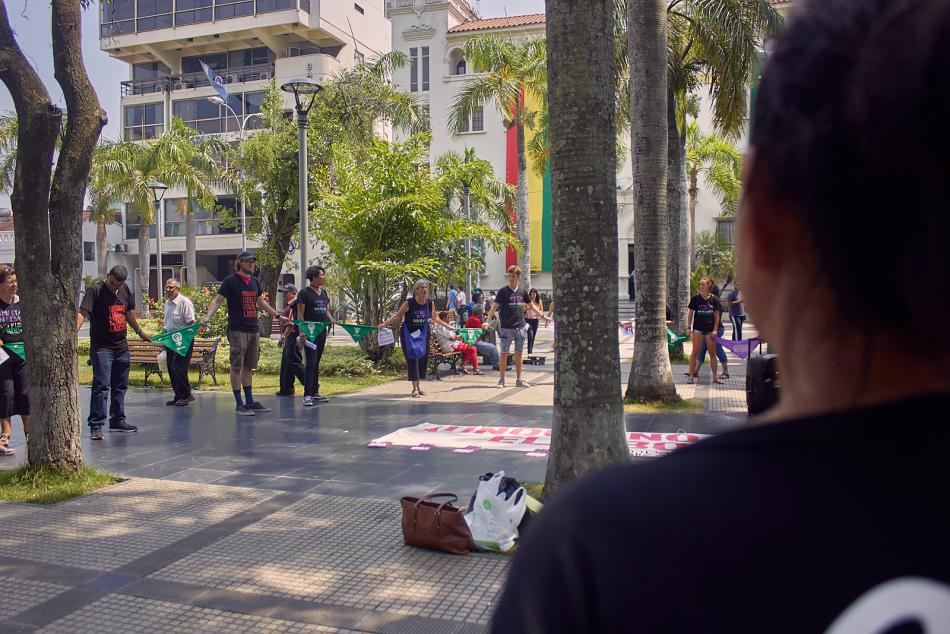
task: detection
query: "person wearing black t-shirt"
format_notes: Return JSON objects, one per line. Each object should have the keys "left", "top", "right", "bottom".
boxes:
{"left": 203, "top": 251, "right": 284, "bottom": 416}
{"left": 485, "top": 265, "right": 532, "bottom": 389}
{"left": 76, "top": 265, "right": 151, "bottom": 439}
{"left": 0, "top": 266, "right": 27, "bottom": 455}
{"left": 492, "top": 2, "right": 950, "bottom": 631}
{"left": 686, "top": 277, "right": 722, "bottom": 384}
{"left": 295, "top": 265, "right": 335, "bottom": 406}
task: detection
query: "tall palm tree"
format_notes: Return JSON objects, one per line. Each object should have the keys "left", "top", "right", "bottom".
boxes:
{"left": 545, "top": 0, "right": 629, "bottom": 498}
{"left": 91, "top": 126, "right": 221, "bottom": 311}
{"left": 450, "top": 34, "right": 547, "bottom": 289}
{"left": 626, "top": 0, "right": 677, "bottom": 401}
{"left": 0, "top": 112, "right": 17, "bottom": 195}
{"left": 686, "top": 120, "right": 742, "bottom": 265}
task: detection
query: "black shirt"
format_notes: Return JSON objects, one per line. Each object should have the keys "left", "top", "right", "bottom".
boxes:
{"left": 495, "top": 285, "right": 530, "bottom": 329}
{"left": 403, "top": 297, "right": 432, "bottom": 333}
{"left": 80, "top": 281, "right": 136, "bottom": 352}
{"left": 297, "top": 286, "right": 330, "bottom": 323}
{"left": 0, "top": 298, "right": 23, "bottom": 345}
{"left": 492, "top": 394, "right": 950, "bottom": 633}
{"left": 688, "top": 292, "right": 720, "bottom": 333}
{"left": 217, "top": 273, "right": 262, "bottom": 333}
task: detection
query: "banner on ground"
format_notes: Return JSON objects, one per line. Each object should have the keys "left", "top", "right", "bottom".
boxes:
{"left": 3, "top": 342, "right": 25, "bottom": 361}
{"left": 152, "top": 323, "right": 202, "bottom": 357}
{"left": 713, "top": 336, "right": 762, "bottom": 359}
{"left": 293, "top": 320, "right": 330, "bottom": 342}
{"left": 368, "top": 423, "right": 709, "bottom": 458}
{"left": 339, "top": 323, "right": 378, "bottom": 343}
{"left": 455, "top": 328, "right": 482, "bottom": 345}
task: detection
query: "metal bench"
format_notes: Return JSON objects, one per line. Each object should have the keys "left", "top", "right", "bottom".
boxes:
{"left": 127, "top": 337, "right": 222, "bottom": 385}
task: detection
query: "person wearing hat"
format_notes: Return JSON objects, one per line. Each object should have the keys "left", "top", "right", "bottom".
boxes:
{"left": 203, "top": 251, "right": 284, "bottom": 416}
{"left": 276, "top": 283, "right": 305, "bottom": 396}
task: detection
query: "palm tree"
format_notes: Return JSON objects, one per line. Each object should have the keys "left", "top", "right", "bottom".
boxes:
{"left": 626, "top": 0, "right": 678, "bottom": 401}
{"left": 0, "top": 112, "right": 17, "bottom": 195}
{"left": 449, "top": 34, "right": 547, "bottom": 289}
{"left": 544, "top": 0, "right": 629, "bottom": 498}
{"left": 91, "top": 125, "right": 221, "bottom": 311}
{"left": 686, "top": 120, "right": 742, "bottom": 265}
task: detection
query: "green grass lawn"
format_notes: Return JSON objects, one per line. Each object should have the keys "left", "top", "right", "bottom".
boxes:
{"left": 0, "top": 465, "right": 120, "bottom": 504}
{"left": 623, "top": 397, "right": 704, "bottom": 414}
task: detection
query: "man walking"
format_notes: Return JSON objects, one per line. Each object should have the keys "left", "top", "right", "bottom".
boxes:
{"left": 163, "top": 279, "right": 196, "bottom": 406}
{"left": 276, "top": 283, "right": 304, "bottom": 396}
{"left": 203, "top": 251, "right": 284, "bottom": 416}
{"left": 456, "top": 286, "right": 468, "bottom": 323}
{"left": 447, "top": 285, "right": 458, "bottom": 315}
{"left": 486, "top": 265, "right": 531, "bottom": 388}
{"left": 77, "top": 265, "right": 150, "bottom": 439}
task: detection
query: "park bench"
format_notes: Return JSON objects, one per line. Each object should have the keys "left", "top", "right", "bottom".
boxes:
{"left": 127, "top": 337, "right": 222, "bottom": 385}
{"left": 428, "top": 334, "right": 462, "bottom": 380}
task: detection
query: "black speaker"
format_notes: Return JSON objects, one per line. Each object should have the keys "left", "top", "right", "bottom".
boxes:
{"left": 746, "top": 353, "right": 780, "bottom": 415}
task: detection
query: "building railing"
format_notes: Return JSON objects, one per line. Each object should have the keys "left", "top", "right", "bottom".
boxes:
{"left": 121, "top": 63, "right": 275, "bottom": 97}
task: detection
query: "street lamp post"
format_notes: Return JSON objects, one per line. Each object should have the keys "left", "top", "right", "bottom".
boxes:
{"left": 280, "top": 77, "right": 323, "bottom": 278}
{"left": 462, "top": 150, "right": 472, "bottom": 296}
{"left": 208, "top": 96, "right": 263, "bottom": 251}
{"left": 148, "top": 181, "right": 168, "bottom": 299}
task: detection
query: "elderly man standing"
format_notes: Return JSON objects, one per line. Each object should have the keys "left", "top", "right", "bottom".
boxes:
{"left": 77, "top": 265, "right": 151, "bottom": 439}
{"left": 163, "top": 279, "right": 196, "bottom": 407}
{"left": 276, "top": 283, "right": 305, "bottom": 396}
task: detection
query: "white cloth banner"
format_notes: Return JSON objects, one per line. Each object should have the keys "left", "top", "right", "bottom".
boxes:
{"left": 377, "top": 327, "right": 395, "bottom": 347}
{"left": 368, "top": 423, "right": 709, "bottom": 457}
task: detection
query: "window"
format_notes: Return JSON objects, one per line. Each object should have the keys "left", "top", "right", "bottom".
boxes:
{"left": 124, "top": 103, "right": 164, "bottom": 141}
{"left": 354, "top": 3, "right": 364, "bottom": 13}
{"left": 457, "top": 106, "right": 484, "bottom": 134}
{"left": 410, "top": 48, "right": 418, "bottom": 92}
{"left": 255, "top": 0, "right": 294, "bottom": 12}
{"left": 172, "top": 92, "right": 265, "bottom": 135}
{"left": 174, "top": 0, "right": 213, "bottom": 26}
{"left": 83, "top": 242, "right": 95, "bottom": 262}
{"left": 455, "top": 59, "right": 467, "bottom": 75}
{"left": 716, "top": 218, "right": 736, "bottom": 248}
{"left": 164, "top": 197, "right": 244, "bottom": 237}
{"left": 125, "top": 205, "right": 156, "bottom": 240}
{"left": 133, "top": 61, "right": 171, "bottom": 81}
{"left": 354, "top": 50, "right": 365, "bottom": 66}
{"left": 214, "top": 0, "right": 253, "bottom": 20}
{"left": 422, "top": 46, "right": 430, "bottom": 91}
{"left": 100, "top": 0, "right": 134, "bottom": 37}
{"left": 136, "top": 0, "right": 173, "bottom": 31}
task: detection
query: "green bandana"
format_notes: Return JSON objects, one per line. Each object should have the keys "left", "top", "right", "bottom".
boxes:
{"left": 667, "top": 329, "right": 689, "bottom": 350}
{"left": 4, "top": 341, "right": 25, "bottom": 361}
{"left": 152, "top": 323, "right": 203, "bottom": 357}
{"left": 455, "top": 328, "right": 482, "bottom": 345}
{"left": 338, "top": 323, "right": 378, "bottom": 343}
{"left": 293, "top": 320, "right": 329, "bottom": 342}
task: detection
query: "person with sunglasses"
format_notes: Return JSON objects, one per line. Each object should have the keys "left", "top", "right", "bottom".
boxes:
{"left": 203, "top": 251, "right": 284, "bottom": 416}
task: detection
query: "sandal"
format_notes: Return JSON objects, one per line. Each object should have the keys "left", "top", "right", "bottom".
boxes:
{"left": 411, "top": 389, "right": 420, "bottom": 398}
{"left": 472, "top": 369, "right": 483, "bottom": 375}
{"left": 721, "top": 372, "right": 730, "bottom": 379}
{"left": 713, "top": 377, "right": 725, "bottom": 384}
{"left": 460, "top": 368, "right": 471, "bottom": 375}
{"left": 0, "top": 434, "right": 14, "bottom": 455}
{"left": 417, "top": 389, "right": 426, "bottom": 396}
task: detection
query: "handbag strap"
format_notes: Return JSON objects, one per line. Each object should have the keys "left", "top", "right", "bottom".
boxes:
{"left": 411, "top": 493, "right": 458, "bottom": 529}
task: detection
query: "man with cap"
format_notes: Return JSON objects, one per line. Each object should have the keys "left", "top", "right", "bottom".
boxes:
{"left": 203, "top": 251, "right": 285, "bottom": 416}
{"left": 276, "top": 282, "right": 305, "bottom": 396}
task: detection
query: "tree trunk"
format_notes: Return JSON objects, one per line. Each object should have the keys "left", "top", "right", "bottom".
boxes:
{"left": 96, "top": 219, "right": 109, "bottom": 279}
{"left": 515, "top": 121, "right": 531, "bottom": 289}
{"left": 667, "top": 104, "right": 690, "bottom": 334}
{"left": 185, "top": 195, "right": 197, "bottom": 286}
{"left": 543, "top": 0, "right": 628, "bottom": 500}
{"left": 0, "top": 0, "right": 106, "bottom": 473}
{"left": 138, "top": 222, "right": 149, "bottom": 316}
{"left": 625, "top": 0, "right": 677, "bottom": 401}
{"left": 256, "top": 209, "right": 295, "bottom": 336}
{"left": 689, "top": 168, "right": 699, "bottom": 270}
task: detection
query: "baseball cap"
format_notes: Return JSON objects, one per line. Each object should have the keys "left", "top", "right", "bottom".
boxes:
{"left": 236, "top": 250, "right": 256, "bottom": 261}
{"left": 280, "top": 283, "right": 298, "bottom": 293}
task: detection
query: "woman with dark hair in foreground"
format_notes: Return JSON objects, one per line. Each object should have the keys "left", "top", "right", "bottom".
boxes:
{"left": 492, "top": 1, "right": 950, "bottom": 631}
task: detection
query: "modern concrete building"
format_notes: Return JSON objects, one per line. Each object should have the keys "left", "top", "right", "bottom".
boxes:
{"left": 96, "top": 0, "right": 392, "bottom": 298}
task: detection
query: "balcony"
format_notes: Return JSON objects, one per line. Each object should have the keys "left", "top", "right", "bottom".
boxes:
{"left": 121, "top": 62, "right": 274, "bottom": 97}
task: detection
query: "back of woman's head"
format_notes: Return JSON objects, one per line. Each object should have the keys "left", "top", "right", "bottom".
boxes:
{"left": 751, "top": 0, "right": 950, "bottom": 342}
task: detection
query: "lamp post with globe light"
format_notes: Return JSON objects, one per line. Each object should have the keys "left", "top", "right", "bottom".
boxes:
{"left": 148, "top": 181, "right": 168, "bottom": 306}
{"left": 279, "top": 77, "right": 323, "bottom": 278}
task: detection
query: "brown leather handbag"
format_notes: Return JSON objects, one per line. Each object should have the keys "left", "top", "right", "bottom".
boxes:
{"left": 400, "top": 493, "right": 474, "bottom": 555}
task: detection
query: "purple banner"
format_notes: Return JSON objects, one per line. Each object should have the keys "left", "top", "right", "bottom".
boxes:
{"left": 712, "top": 336, "right": 762, "bottom": 359}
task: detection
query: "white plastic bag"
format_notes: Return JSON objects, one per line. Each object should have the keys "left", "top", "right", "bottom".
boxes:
{"left": 156, "top": 349, "right": 168, "bottom": 373}
{"left": 464, "top": 471, "right": 527, "bottom": 552}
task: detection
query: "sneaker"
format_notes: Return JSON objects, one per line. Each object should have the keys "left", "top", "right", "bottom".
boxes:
{"left": 175, "top": 395, "right": 195, "bottom": 407}
{"left": 313, "top": 394, "right": 329, "bottom": 403}
{"left": 302, "top": 396, "right": 314, "bottom": 407}
{"left": 165, "top": 399, "right": 178, "bottom": 406}
{"left": 687, "top": 376, "right": 695, "bottom": 385}
{"left": 516, "top": 379, "right": 531, "bottom": 388}
{"left": 496, "top": 380, "right": 506, "bottom": 389}
{"left": 90, "top": 425, "right": 104, "bottom": 440}
{"left": 109, "top": 420, "right": 138, "bottom": 433}
{"left": 235, "top": 405, "right": 255, "bottom": 416}
{"left": 247, "top": 401, "right": 271, "bottom": 413}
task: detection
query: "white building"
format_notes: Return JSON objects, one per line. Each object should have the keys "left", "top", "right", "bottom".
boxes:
{"left": 96, "top": 0, "right": 391, "bottom": 298}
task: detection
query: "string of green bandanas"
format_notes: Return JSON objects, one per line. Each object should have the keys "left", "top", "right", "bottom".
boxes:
{"left": 3, "top": 341, "right": 25, "bottom": 361}
{"left": 152, "top": 323, "right": 203, "bottom": 357}
{"left": 455, "top": 328, "right": 483, "bottom": 345}
{"left": 338, "top": 323, "right": 378, "bottom": 343}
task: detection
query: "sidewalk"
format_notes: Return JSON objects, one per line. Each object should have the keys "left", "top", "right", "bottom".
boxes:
{"left": 0, "top": 324, "right": 755, "bottom": 632}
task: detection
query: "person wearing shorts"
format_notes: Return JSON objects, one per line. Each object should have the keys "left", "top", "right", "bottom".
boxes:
{"left": 686, "top": 277, "right": 722, "bottom": 385}
{"left": 0, "top": 266, "right": 27, "bottom": 455}
{"left": 486, "top": 265, "right": 532, "bottom": 389}
{"left": 204, "top": 251, "right": 284, "bottom": 416}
